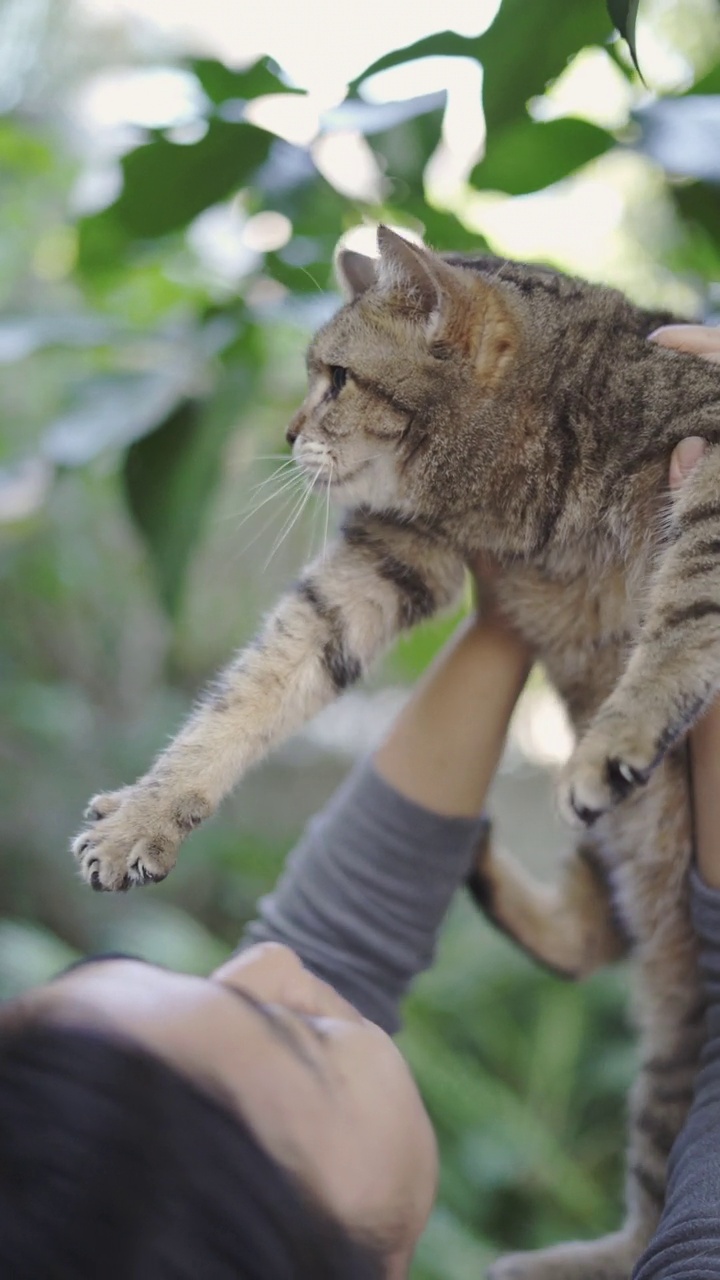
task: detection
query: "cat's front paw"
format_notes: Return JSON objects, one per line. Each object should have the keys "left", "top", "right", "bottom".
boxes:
{"left": 71, "top": 784, "right": 211, "bottom": 891}
{"left": 559, "top": 718, "right": 655, "bottom": 828}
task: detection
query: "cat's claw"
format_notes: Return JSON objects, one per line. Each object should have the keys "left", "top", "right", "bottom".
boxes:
{"left": 559, "top": 723, "right": 654, "bottom": 828}
{"left": 71, "top": 784, "right": 211, "bottom": 891}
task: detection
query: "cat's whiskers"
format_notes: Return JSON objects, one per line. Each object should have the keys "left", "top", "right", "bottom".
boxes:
{"left": 213, "top": 464, "right": 303, "bottom": 527}
{"left": 236, "top": 488, "right": 303, "bottom": 561}
{"left": 296, "top": 265, "right": 323, "bottom": 294}
{"left": 247, "top": 459, "right": 297, "bottom": 498}
{"left": 321, "top": 459, "right": 333, "bottom": 562}
{"left": 229, "top": 469, "right": 307, "bottom": 533}
{"left": 263, "top": 469, "right": 320, "bottom": 570}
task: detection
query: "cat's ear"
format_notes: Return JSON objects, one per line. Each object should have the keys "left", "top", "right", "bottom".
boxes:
{"left": 375, "top": 225, "right": 442, "bottom": 318}
{"left": 335, "top": 249, "right": 377, "bottom": 300}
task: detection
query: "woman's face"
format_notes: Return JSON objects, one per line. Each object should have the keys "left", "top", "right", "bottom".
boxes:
{"left": 25, "top": 943, "right": 438, "bottom": 1275}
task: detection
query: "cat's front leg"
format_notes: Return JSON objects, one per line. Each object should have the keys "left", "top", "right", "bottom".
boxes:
{"left": 561, "top": 442, "right": 720, "bottom": 826}
{"left": 72, "top": 512, "right": 465, "bottom": 890}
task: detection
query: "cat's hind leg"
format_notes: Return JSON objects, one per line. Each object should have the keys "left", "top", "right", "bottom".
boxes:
{"left": 486, "top": 991, "right": 704, "bottom": 1280}
{"left": 468, "top": 832, "right": 630, "bottom": 978}
{"left": 487, "top": 1229, "right": 641, "bottom": 1280}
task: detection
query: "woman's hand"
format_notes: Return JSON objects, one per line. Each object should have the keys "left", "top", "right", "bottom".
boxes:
{"left": 650, "top": 323, "right": 720, "bottom": 364}
{"left": 656, "top": 324, "right": 720, "bottom": 887}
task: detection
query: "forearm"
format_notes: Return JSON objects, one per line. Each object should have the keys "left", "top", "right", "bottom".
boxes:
{"left": 241, "top": 760, "right": 488, "bottom": 1033}
{"left": 632, "top": 875, "right": 720, "bottom": 1278}
{"left": 632, "top": 703, "right": 720, "bottom": 1278}
{"left": 374, "top": 614, "right": 531, "bottom": 816}
{"left": 241, "top": 613, "right": 530, "bottom": 1033}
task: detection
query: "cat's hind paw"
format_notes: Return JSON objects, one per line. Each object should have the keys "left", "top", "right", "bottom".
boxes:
{"left": 71, "top": 784, "right": 210, "bottom": 891}
{"left": 559, "top": 719, "right": 655, "bottom": 828}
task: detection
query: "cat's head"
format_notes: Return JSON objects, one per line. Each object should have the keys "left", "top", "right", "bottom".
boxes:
{"left": 286, "top": 226, "right": 520, "bottom": 516}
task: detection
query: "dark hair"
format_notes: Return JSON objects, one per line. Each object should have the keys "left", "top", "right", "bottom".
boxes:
{"left": 0, "top": 1021, "right": 383, "bottom": 1280}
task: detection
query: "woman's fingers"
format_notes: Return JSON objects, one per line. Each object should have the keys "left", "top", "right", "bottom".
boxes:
{"left": 651, "top": 325, "right": 719, "bottom": 489}
{"left": 650, "top": 323, "right": 720, "bottom": 362}
{"left": 669, "top": 436, "right": 707, "bottom": 490}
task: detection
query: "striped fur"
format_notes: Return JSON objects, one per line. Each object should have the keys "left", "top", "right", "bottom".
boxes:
{"left": 73, "top": 228, "right": 720, "bottom": 1275}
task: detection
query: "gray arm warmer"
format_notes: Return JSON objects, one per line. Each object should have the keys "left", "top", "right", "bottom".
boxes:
{"left": 240, "top": 760, "right": 488, "bottom": 1034}
{"left": 633, "top": 871, "right": 720, "bottom": 1277}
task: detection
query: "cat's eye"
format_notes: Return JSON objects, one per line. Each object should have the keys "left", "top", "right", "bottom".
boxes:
{"left": 329, "top": 365, "right": 348, "bottom": 394}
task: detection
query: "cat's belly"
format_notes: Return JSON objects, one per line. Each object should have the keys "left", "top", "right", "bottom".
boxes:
{"left": 495, "top": 564, "right": 637, "bottom": 729}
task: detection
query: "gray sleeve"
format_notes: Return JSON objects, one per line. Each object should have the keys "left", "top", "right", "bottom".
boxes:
{"left": 632, "top": 870, "right": 720, "bottom": 1278}
{"left": 239, "top": 760, "right": 488, "bottom": 1034}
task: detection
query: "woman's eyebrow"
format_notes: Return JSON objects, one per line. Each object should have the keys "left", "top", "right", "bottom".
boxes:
{"left": 217, "top": 985, "right": 323, "bottom": 1074}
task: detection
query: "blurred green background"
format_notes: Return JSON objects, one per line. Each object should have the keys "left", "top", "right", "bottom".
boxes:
{"left": 1, "top": 0, "right": 719, "bottom": 1272}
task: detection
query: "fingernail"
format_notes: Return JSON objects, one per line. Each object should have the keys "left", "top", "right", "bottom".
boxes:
{"left": 675, "top": 436, "right": 707, "bottom": 480}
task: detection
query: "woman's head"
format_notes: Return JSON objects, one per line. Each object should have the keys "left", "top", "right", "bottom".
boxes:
{"left": 0, "top": 943, "right": 437, "bottom": 1277}
{"left": 0, "top": 1020, "right": 383, "bottom": 1280}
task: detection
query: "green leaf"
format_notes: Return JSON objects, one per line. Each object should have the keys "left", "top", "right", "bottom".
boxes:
{"left": 471, "top": 117, "right": 614, "bottom": 196}
{"left": 352, "top": 0, "right": 613, "bottom": 135}
{"left": 687, "top": 65, "right": 720, "bottom": 95}
{"left": 370, "top": 106, "right": 446, "bottom": 200}
{"left": 673, "top": 181, "right": 720, "bottom": 255}
{"left": 123, "top": 360, "right": 255, "bottom": 617}
{"left": 265, "top": 251, "right": 332, "bottom": 292}
{"left": 115, "top": 120, "right": 274, "bottom": 238}
{"left": 41, "top": 369, "right": 194, "bottom": 468}
{"left": 191, "top": 56, "right": 301, "bottom": 104}
{"left": 79, "top": 120, "right": 274, "bottom": 252}
{"left": 403, "top": 201, "right": 485, "bottom": 252}
{"left": 0, "top": 120, "right": 53, "bottom": 174}
{"left": 607, "top": 1, "right": 642, "bottom": 77}
{"left": 76, "top": 207, "right": 131, "bottom": 278}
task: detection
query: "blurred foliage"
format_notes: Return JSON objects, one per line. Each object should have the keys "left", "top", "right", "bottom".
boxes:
{"left": 0, "top": 0, "right": 719, "bottom": 1274}
{"left": 607, "top": 0, "right": 642, "bottom": 75}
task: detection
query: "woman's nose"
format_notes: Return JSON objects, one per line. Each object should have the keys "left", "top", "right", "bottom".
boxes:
{"left": 214, "top": 943, "right": 304, "bottom": 994}
{"left": 213, "top": 944, "right": 363, "bottom": 1021}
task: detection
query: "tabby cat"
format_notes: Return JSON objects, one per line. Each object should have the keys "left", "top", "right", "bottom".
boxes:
{"left": 73, "top": 226, "right": 720, "bottom": 1277}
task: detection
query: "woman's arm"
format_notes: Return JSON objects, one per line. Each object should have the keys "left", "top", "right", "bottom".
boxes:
{"left": 631, "top": 696, "right": 720, "bottom": 1278}
{"left": 632, "top": 324, "right": 720, "bottom": 1278}
{"left": 241, "top": 607, "right": 531, "bottom": 1032}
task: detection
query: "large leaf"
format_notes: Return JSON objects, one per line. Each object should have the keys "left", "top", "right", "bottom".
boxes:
{"left": 673, "top": 182, "right": 720, "bottom": 256}
{"left": 370, "top": 106, "right": 446, "bottom": 200}
{"left": 41, "top": 369, "right": 195, "bottom": 468}
{"left": 471, "top": 117, "right": 615, "bottom": 195}
{"left": 38, "top": 319, "right": 238, "bottom": 469}
{"left": 689, "top": 64, "right": 720, "bottom": 95}
{"left": 405, "top": 201, "right": 485, "bottom": 252}
{"left": 607, "top": 1, "right": 642, "bottom": 77}
{"left": 113, "top": 120, "right": 274, "bottom": 238}
{"left": 352, "top": 0, "right": 612, "bottom": 135}
{"left": 191, "top": 55, "right": 299, "bottom": 105}
{"left": 78, "top": 119, "right": 274, "bottom": 261}
{"left": 123, "top": 358, "right": 256, "bottom": 617}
